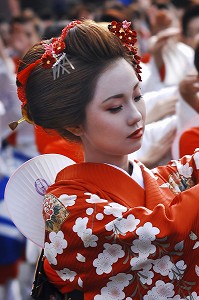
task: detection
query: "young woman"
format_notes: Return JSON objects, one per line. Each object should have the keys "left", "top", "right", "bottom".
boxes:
{"left": 12, "top": 19, "right": 199, "bottom": 299}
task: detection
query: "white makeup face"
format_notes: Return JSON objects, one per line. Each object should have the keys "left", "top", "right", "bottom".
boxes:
{"left": 79, "top": 58, "right": 146, "bottom": 165}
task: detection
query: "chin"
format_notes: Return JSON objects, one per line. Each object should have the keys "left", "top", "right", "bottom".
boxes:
{"left": 129, "top": 143, "right": 142, "bottom": 154}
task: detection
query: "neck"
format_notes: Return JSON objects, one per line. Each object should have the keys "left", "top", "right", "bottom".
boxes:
{"left": 84, "top": 153, "right": 130, "bottom": 174}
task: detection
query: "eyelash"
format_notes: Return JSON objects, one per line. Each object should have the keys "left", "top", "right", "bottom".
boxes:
{"left": 108, "top": 95, "right": 143, "bottom": 113}
{"left": 134, "top": 95, "right": 143, "bottom": 102}
{"left": 108, "top": 106, "right": 123, "bottom": 113}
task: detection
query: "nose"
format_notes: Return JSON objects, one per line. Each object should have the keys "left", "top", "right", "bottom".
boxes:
{"left": 127, "top": 102, "right": 142, "bottom": 126}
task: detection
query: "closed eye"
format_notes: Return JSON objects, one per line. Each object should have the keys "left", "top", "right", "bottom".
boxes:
{"left": 108, "top": 106, "right": 123, "bottom": 113}
{"left": 134, "top": 95, "right": 143, "bottom": 102}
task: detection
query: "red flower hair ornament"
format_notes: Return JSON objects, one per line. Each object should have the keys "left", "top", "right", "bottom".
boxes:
{"left": 9, "top": 20, "right": 141, "bottom": 130}
{"left": 9, "top": 20, "right": 81, "bottom": 130}
{"left": 108, "top": 20, "right": 142, "bottom": 81}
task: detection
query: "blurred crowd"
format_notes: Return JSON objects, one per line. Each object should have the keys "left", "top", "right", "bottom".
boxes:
{"left": 0, "top": 0, "right": 199, "bottom": 299}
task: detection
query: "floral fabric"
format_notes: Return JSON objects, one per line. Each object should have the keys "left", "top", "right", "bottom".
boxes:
{"left": 43, "top": 150, "right": 199, "bottom": 299}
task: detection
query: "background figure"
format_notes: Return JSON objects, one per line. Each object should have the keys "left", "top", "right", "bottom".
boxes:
{"left": 181, "top": 4, "right": 199, "bottom": 49}
{"left": 0, "top": 34, "right": 25, "bottom": 300}
{"left": 128, "top": 1, "right": 199, "bottom": 167}
{"left": 0, "top": 13, "right": 40, "bottom": 299}
{"left": 172, "top": 38, "right": 199, "bottom": 159}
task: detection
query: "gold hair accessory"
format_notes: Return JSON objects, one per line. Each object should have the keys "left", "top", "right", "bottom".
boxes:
{"left": 8, "top": 105, "right": 33, "bottom": 130}
{"left": 8, "top": 117, "right": 25, "bottom": 131}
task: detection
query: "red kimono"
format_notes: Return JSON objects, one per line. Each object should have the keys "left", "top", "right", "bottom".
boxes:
{"left": 179, "top": 126, "right": 199, "bottom": 158}
{"left": 43, "top": 149, "right": 199, "bottom": 299}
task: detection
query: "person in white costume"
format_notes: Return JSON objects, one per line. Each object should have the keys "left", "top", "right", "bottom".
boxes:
{"left": 0, "top": 35, "right": 39, "bottom": 300}
{"left": 141, "top": 27, "right": 195, "bottom": 94}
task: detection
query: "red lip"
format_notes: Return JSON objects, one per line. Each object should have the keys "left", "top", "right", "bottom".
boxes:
{"left": 128, "top": 128, "right": 143, "bottom": 139}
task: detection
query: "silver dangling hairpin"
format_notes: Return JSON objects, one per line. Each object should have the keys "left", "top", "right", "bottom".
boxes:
{"left": 52, "top": 53, "right": 75, "bottom": 80}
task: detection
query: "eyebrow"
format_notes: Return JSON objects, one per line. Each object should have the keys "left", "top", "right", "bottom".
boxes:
{"left": 102, "top": 81, "right": 139, "bottom": 103}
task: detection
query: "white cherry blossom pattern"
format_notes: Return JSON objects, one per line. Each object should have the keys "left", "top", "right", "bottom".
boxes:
{"left": 105, "top": 214, "right": 140, "bottom": 235}
{"left": 73, "top": 217, "right": 88, "bottom": 237}
{"left": 81, "top": 228, "right": 98, "bottom": 248}
{"left": 131, "top": 238, "right": 156, "bottom": 257}
{"left": 56, "top": 267, "right": 77, "bottom": 282}
{"left": 153, "top": 255, "right": 173, "bottom": 277}
{"left": 177, "top": 162, "right": 193, "bottom": 178}
{"left": 93, "top": 252, "right": 114, "bottom": 275}
{"left": 93, "top": 243, "right": 125, "bottom": 275}
{"left": 44, "top": 231, "right": 67, "bottom": 265}
{"left": 138, "top": 268, "right": 154, "bottom": 285}
{"left": 58, "top": 193, "right": 77, "bottom": 207}
{"left": 86, "top": 207, "right": 94, "bottom": 215}
{"left": 171, "top": 296, "right": 184, "bottom": 300}
{"left": 94, "top": 273, "right": 133, "bottom": 300}
{"left": 78, "top": 277, "right": 83, "bottom": 288}
{"left": 96, "top": 213, "right": 104, "bottom": 220}
{"left": 193, "top": 241, "right": 199, "bottom": 250}
{"left": 104, "top": 202, "right": 127, "bottom": 218}
{"left": 73, "top": 217, "right": 98, "bottom": 247}
{"left": 143, "top": 280, "right": 175, "bottom": 299}
{"left": 103, "top": 243, "right": 125, "bottom": 263}
{"left": 166, "top": 161, "right": 195, "bottom": 192}
{"left": 109, "top": 273, "right": 133, "bottom": 287}
{"left": 44, "top": 242, "right": 58, "bottom": 265}
{"left": 49, "top": 230, "right": 67, "bottom": 254}
{"left": 194, "top": 151, "right": 199, "bottom": 168}
{"left": 187, "top": 292, "right": 199, "bottom": 299}
{"left": 76, "top": 253, "right": 86, "bottom": 263}
{"left": 195, "top": 265, "right": 199, "bottom": 277}
{"left": 94, "top": 282, "right": 125, "bottom": 300}
{"left": 84, "top": 192, "right": 108, "bottom": 203}
{"left": 168, "top": 260, "right": 187, "bottom": 280}
{"left": 136, "top": 222, "right": 160, "bottom": 241}
{"left": 130, "top": 256, "right": 153, "bottom": 271}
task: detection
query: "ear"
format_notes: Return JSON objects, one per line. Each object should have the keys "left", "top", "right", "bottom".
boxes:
{"left": 66, "top": 126, "right": 83, "bottom": 137}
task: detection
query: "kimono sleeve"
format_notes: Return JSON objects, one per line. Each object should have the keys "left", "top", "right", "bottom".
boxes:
{"left": 154, "top": 148, "right": 199, "bottom": 191}
{"left": 42, "top": 177, "right": 199, "bottom": 297}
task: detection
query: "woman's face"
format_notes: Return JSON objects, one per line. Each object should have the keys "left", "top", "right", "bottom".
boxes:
{"left": 79, "top": 58, "right": 146, "bottom": 164}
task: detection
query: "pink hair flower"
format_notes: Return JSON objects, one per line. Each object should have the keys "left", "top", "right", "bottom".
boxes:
{"left": 122, "top": 20, "right": 131, "bottom": 29}
{"left": 43, "top": 43, "right": 54, "bottom": 53}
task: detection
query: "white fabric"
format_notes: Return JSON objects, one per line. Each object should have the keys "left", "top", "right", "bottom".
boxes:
{"left": 140, "top": 42, "right": 195, "bottom": 94}
{"left": 144, "top": 85, "right": 178, "bottom": 115}
{"left": 130, "top": 161, "right": 144, "bottom": 188}
{"left": 163, "top": 41, "right": 194, "bottom": 86}
{"left": 129, "top": 115, "right": 177, "bottom": 165}
{"left": 176, "top": 92, "right": 199, "bottom": 133}
{"left": 172, "top": 92, "right": 199, "bottom": 159}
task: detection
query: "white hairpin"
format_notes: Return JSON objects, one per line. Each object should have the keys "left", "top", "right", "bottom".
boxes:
{"left": 52, "top": 53, "right": 75, "bottom": 80}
